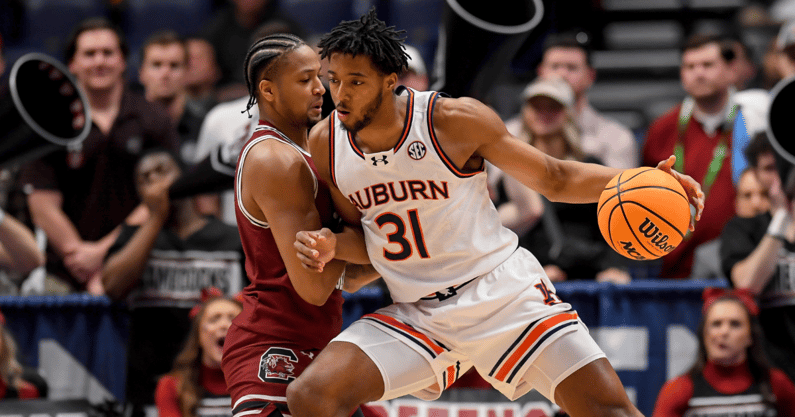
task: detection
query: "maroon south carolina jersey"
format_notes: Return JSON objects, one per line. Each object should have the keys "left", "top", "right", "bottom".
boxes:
{"left": 228, "top": 120, "right": 343, "bottom": 349}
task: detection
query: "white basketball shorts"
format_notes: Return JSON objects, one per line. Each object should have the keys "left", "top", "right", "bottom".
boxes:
{"left": 331, "top": 247, "right": 606, "bottom": 402}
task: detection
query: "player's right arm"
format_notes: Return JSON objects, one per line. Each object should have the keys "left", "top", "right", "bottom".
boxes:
{"left": 291, "top": 118, "right": 381, "bottom": 289}
{"left": 305, "top": 117, "right": 371, "bottom": 264}
{"left": 241, "top": 136, "right": 347, "bottom": 306}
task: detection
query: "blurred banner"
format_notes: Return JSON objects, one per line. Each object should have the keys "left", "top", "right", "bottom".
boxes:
{"left": 0, "top": 279, "right": 724, "bottom": 415}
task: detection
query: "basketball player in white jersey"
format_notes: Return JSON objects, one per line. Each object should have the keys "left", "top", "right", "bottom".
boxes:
{"left": 286, "top": 9, "right": 706, "bottom": 417}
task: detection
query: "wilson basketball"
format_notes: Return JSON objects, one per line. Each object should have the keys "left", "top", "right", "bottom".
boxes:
{"left": 597, "top": 167, "right": 691, "bottom": 261}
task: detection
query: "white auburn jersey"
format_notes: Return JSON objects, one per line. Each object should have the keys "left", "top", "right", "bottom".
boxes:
{"left": 329, "top": 87, "right": 518, "bottom": 302}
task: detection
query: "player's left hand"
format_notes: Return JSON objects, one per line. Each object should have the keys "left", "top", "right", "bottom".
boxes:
{"left": 656, "top": 155, "right": 704, "bottom": 232}
{"left": 295, "top": 228, "right": 337, "bottom": 272}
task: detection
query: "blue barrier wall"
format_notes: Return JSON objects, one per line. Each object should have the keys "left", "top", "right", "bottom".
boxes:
{"left": 0, "top": 279, "right": 726, "bottom": 416}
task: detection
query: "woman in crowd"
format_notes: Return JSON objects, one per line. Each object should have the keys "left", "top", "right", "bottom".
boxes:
{"left": 0, "top": 310, "right": 45, "bottom": 399}
{"left": 652, "top": 288, "right": 795, "bottom": 417}
{"left": 496, "top": 76, "right": 629, "bottom": 283}
{"left": 155, "top": 290, "right": 242, "bottom": 417}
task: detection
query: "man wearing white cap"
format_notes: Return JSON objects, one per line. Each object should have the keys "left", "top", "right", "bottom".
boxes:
{"left": 537, "top": 33, "right": 639, "bottom": 169}
{"left": 494, "top": 77, "right": 631, "bottom": 284}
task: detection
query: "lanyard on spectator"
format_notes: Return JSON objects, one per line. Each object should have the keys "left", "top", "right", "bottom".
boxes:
{"left": 674, "top": 97, "right": 737, "bottom": 202}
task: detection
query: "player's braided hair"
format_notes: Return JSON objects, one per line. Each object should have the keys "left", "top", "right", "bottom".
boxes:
{"left": 318, "top": 7, "right": 409, "bottom": 77}
{"left": 242, "top": 33, "right": 305, "bottom": 116}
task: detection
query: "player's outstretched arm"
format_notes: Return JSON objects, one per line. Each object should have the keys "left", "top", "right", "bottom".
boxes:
{"left": 433, "top": 97, "right": 705, "bottom": 222}
{"left": 433, "top": 97, "right": 622, "bottom": 204}
{"left": 241, "top": 139, "right": 346, "bottom": 306}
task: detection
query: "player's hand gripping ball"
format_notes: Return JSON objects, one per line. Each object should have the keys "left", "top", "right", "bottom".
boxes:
{"left": 597, "top": 167, "right": 691, "bottom": 261}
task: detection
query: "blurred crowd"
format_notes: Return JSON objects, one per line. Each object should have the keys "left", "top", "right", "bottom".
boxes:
{"left": 0, "top": 0, "right": 794, "bottom": 415}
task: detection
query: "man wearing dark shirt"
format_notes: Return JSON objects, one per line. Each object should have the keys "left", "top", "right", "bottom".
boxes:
{"left": 18, "top": 17, "right": 179, "bottom": 293}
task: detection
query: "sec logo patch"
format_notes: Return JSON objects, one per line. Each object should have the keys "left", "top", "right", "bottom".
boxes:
{"left": 407, "top": 141, "right": 426, "bottom": 160}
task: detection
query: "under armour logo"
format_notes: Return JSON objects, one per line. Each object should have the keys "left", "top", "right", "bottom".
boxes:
{"left": 434, "top": 286, "right": 457, "bottom": 301}
{"left": 371, "top": 155, "right": 389, "bottom": 166}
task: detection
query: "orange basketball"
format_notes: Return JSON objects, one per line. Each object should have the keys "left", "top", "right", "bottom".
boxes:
{"left": 597, "top": 167, "right": 691, "bottom": 261}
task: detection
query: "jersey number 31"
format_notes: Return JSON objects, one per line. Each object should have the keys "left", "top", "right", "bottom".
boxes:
{"left": 376, "top": 209, "right": 429, "bottom": 261}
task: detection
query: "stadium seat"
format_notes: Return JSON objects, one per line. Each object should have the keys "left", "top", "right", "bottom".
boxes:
{"left": 279, "top": 0, "right": 355, "bottom": 36}
{"left": 22, "top": 0, "right": 106, "bottom": 55}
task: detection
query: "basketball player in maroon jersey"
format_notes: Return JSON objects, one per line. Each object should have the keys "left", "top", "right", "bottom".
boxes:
{"left": 220, "top": 34, "right": 378, "bottom": 417}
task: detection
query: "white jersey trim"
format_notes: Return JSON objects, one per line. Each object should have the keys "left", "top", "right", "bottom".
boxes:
{"left": 236, "top": 126, "right": 317, "bottom": 229}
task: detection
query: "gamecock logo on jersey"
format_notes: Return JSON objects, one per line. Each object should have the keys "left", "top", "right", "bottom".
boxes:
{"left": 407, "top": 141, "right": 426, "bottom": 160}
{"left": 258, "top": 347, "right": 298, "bottom": 383}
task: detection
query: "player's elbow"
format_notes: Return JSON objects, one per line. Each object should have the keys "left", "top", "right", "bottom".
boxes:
{"left": 540, "top": 161, "right": 569, "bottom": 202}
{"left": 294, "top": 283, "right": 332, "bottom": 306}
{"left": 303, "top": 294, "right": 328, "bottom": 306}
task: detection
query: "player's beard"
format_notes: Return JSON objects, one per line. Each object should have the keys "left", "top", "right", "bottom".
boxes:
{"left": 346, "top": 89, "right": 383, "bottom": 134}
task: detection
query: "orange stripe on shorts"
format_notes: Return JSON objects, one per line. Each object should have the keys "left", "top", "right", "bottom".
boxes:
{"left": 494, "top": 312, "right": 579, "bottom": 382}
{"left": 364, "top": 313, "right": 445, "bottom": 355}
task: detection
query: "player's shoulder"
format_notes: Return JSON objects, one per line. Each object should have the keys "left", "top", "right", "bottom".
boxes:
{"left": 243, "top": 134, "right": 306, "bottom": 175}
{"left": 432, "top": 95, "right": 501, "bottom": 130}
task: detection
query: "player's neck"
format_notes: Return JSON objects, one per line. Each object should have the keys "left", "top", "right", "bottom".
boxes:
{"left": 352, "top": 94, "right": 405, "bottom": 153}
{"left": 260, "top": 109, "right": 309, "bottom": 150}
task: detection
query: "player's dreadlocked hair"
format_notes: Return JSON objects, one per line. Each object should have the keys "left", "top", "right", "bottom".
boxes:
{"left": 242, "top": 33, "right": 305, "bottom": 116}
{"left": 318, "top": 7, "right": 409, "bottom": 77}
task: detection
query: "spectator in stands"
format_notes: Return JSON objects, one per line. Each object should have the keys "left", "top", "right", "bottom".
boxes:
{"left": 18, "top": 17, "right": 180, "bottom": 295}
{"left": 776, "top": 20, "right": 795, "bottom": 79}
{"left": 719, "top": 36, "right": 771, "bottom": 186}
{"left": 651, "top": 288, "right": 795, "bottom": 417}
{"left": 735, "top": 168, "right": 772, "bottom": 219}
{"left": 690, "top": 167, "right": 770, "bottom": 280}
{"left": 139, "top": 31, "right": 208, "bottom": 166}
{"left": 0, "top": 310, "right": 47, "bottom": 399}
{"left": 155, "top": 290, "right": 241, "bottom": 417}
{"left": 102, "top": 149, "right": 246, "bottom": 416}
{"left": 536, "top": 32, "right": 639, "bottom": 169}
{"left": 643, "top": 33, "right": 738, "bottom": 279}
{"left": 720, "top": 132, "right": 795, "bottom": 383}
{"left": 200, "top": 0, "right": 301, "bottom": 101}
{"left": 399, "top": 44, "right": 429, "bottom": 91}
{"left": 183, "top": 37, "right": 220, "bottom": 115}
{"left": 726, "top": 37, "right": 759, "bottom": 91}
{"left": 503, "top": 77, "right": 630, "bottom": 283}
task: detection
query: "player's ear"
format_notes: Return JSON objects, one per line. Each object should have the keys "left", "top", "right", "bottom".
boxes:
{"left": 386, "top": 72, "right": 398, "bottom": 92}
{"left": 259, "top": 79, "right": 275, "bottom": 103}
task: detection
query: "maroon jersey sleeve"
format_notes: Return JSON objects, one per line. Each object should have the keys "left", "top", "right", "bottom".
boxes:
{"left": 652, "top": 375, "right": 693, "bottom": 417}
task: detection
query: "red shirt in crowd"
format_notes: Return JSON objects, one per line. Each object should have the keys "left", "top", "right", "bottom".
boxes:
{"left": 652, "top": 361, "right": 795, "bottom": 417}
